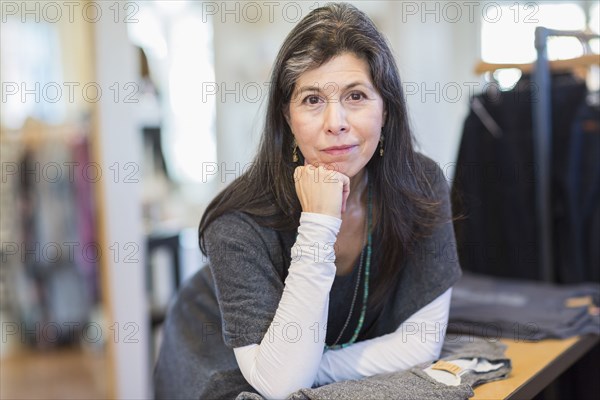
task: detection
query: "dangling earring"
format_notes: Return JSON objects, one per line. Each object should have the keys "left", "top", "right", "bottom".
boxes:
{"left": 292, "top": 140, "right": 299, "bottom": 163}
{"left": 379, "top": 133, "right": 384, "bottom": 157}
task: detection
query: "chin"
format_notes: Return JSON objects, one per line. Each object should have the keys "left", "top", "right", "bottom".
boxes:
{"left": 334, "top": 164, "right": 362, "bottom": 178}
{"left": 339, "top": 167, "right": 355, "bottom": 177}
{"left": 306, "top": 158, "right": 363, "bottom": 178}
{"left": 325, "top": 162, "right": 351, "bottom": 176}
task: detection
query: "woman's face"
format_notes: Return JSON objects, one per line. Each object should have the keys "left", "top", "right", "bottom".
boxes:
{"left": 285, "top": 52, "right": 386, "bottom": 178}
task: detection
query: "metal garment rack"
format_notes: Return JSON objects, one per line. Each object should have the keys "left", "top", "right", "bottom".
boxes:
{"left": 532, "top": 27, "right": 600, "bottom": 282}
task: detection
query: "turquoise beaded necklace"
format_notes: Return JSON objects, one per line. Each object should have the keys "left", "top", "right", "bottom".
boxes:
{"left": 325, "top": 180, "right": 373, "bottom": 351}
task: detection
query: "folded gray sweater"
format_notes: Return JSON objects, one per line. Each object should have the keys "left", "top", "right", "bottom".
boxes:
{"left": 449, "top": 272, "right": 600, "bottom": 340}
{"left": 235, "top": 335, "right": 511, "bottom": 400}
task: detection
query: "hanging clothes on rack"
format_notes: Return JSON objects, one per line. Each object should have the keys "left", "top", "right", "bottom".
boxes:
{"left": 451, "top": 72, "right": 597, "bottom": 282}
{"left": 560, "top": 98, "right": 600, "bottom": 283}
{"left": 10, "top": 125, "right": 100, "bottom": 348}
{"left": 71, "top": 135, "right": 101, "bottom": 303}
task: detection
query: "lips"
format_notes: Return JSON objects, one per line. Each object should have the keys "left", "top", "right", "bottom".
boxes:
{"left": 321, "top": 144, "right": 358, "bottom": 156}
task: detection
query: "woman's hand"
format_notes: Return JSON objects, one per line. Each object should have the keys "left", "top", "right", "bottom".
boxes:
{"left": 294, "top": 162, "right": 350, "bottom": 219}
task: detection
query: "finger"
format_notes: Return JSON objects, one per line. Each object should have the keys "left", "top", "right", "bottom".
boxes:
{"left": 294, "top": 166, "right": 302, "bottom": 182}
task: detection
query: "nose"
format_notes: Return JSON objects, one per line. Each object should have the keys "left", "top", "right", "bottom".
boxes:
{"left": 323, "top": 101, "right": 349, "bottom": 135}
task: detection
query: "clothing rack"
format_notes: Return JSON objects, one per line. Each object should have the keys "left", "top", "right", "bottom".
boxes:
{"left": 474, "top": 54, "right": 599, "bottom": 75}
{"left": 473, "top": 28, "right": 599, "bottom": 282}
{"left": 533, "top": 27, "right": 599, "bottom": 282}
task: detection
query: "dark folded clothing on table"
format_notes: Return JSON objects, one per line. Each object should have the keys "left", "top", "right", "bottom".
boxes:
{"left": 448, "top": 272, "right": 600, "bottom": 341}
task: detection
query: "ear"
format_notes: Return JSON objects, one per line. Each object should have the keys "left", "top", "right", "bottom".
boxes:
{"left": 382, "top": 109, "right": 387, "bottom": 128}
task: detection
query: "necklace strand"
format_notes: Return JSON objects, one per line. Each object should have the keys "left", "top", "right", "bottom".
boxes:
{"left": 325, "top": 182, "right": 372, "bottom": 351}
{"left": 328, "top": 214, "right": 367, "bottom": 347}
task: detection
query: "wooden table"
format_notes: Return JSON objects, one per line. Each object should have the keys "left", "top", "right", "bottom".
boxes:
{"left": 472, "top": 334, "right": 598, "bottom": 399}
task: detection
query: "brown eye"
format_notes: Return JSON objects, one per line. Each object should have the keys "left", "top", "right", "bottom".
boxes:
{"left": 303, "top": 95, "right": 321, "bottom": 105}
{"left": 349, "top": 92, "right": 365, "bottom": 101}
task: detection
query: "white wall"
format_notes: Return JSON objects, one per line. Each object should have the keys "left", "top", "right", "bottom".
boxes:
{"left": 211, "top": 2, "right": 293, "bottom": 190}
{"left": 388, "top": 1, "right": 482, "bottom": 180}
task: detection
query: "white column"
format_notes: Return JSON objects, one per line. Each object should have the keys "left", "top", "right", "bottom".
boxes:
{"left": 92, "top": 2, "right": 150, "bottom": 398}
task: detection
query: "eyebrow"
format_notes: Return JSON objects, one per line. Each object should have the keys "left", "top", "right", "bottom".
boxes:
{"left": 296, "top": 81, "right": 374, "bottom": 95}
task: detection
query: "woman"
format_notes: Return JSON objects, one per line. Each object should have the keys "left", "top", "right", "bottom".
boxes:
{"left": 154, "top": 3, "right": 461, "bottom": 399}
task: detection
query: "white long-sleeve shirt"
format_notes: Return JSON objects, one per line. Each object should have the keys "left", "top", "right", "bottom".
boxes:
{"left": 233, "top": 212, "right": 452, "bottom": 399}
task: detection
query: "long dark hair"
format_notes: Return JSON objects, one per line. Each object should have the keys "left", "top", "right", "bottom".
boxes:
{"left": 199, "top": 3, "right": 442, "bottom": 310}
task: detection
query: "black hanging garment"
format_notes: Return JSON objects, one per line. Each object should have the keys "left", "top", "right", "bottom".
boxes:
{"left": 559, "top": 100, "right": 600, "bottom": 283}
{"left": 451, "top": 73, "right": 597, "bottom": 282}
